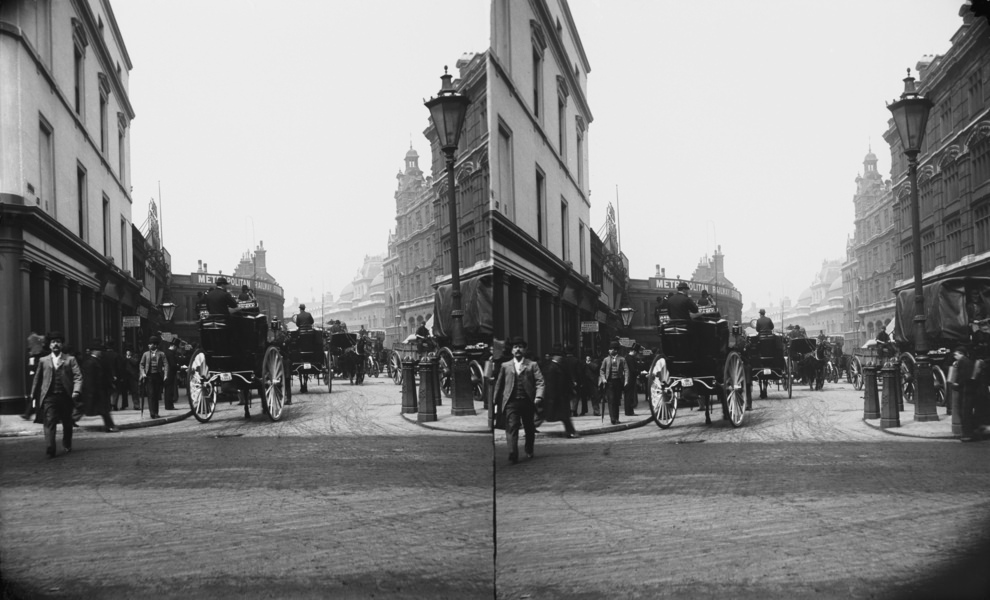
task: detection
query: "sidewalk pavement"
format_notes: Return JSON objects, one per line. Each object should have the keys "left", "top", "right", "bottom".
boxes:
{"left": 400, "top": 400, "right": 653, "bottom": 436}
{"left": 0, "top": 403, "right": 193, "bottom": 437}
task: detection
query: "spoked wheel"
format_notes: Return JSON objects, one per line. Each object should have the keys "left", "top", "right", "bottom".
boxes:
{"left": 437, "top": 347, "right": 454, "bottom": 398}
{"left": 648, "top": 356, "right": 677, "bottom": 429}
{"left": 723, "top": 352, "right": 747, "bottom": 427}
{"left": 785, "top": 357, "right": 793, "bottom": 398}
{"left": 390, "top": 351, "right": 403, "bottom": 385}
{"left": 933, "top": 364, "right": 947, "bottom": 406}
{"left": 187, "top": 349, "right": 217, "bottom": 422}
{"left": 900, "top": 352, "right": 916, "bottom": 405}
{"left": 469, "top": 359, "right": 486, "bottom": 404}
{"left": 261, "top": 346, "right": 288, "bottom": 421}
{"left": 851, "top": 357, "right": 863, "bottom": 391}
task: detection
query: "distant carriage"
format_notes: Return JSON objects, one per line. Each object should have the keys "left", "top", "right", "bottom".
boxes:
{"left": 744, "top": 332, "right": 792, "bottom": 399}
{"left": 287, "top": 327, "right": 331, "bottom": 393}
{"left": 787, "top": 338, "right": 825, "bottom": 391}
{"left": 186, "top": 300, "right": 290, "bottom": 422}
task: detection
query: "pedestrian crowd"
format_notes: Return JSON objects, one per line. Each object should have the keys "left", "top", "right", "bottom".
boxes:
{"left": 22, "top": 330, "right": 187, "bottom": 458}
{"left": 494, "top": 335, "right": 649, "bottom": 464}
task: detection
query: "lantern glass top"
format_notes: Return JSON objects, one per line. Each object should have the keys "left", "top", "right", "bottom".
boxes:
{"left": 424, "top": 67, "right": 470, "bottom": 152}
{"left": 619, "top": 307, "right": 636, "bottom": 327}
{"left": 887, "top": 70, "right": 933, "bottom": 154}
{"left": 160, "top": 301, "right": 176, "bottom": 321}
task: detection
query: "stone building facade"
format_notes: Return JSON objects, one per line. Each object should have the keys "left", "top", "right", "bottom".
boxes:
{"left": 0, "top": 0, "right": 138, "bottom": 412}
{"left": 888, "top": 10, "right": 990, "bottom": 299}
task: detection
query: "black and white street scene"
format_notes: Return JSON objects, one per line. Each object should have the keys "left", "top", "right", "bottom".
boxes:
{"left": 2, "top": 1, "right": 990, "bottom": 599}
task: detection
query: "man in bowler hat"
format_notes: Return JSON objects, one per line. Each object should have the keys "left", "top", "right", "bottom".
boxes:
{"left": 493, "top": 336, "right": 545, "bottom": 463}
{"left": 30, "top": 331, "right": 83, "bottom": 458}
{"left": 599, "top": 340, "right": 630, "bottom": 425}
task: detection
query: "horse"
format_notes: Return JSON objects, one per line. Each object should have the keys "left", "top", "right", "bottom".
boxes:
{"left": 798, "top": 344, "right": 828, "bottom": 391}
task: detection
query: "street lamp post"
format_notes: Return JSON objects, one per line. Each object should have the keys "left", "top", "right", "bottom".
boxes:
{"left": 887, "top": 68, "right": 937, "bottom": 422}
{"left": 425, "top": 66, "right": 475, "bottom": 416}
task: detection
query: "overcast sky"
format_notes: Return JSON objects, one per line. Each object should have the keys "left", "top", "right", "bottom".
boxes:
{"left": 112, "top": 1, "right": 964, "bottom": 309}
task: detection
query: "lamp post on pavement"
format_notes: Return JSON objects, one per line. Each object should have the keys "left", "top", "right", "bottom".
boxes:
{"left": 425, "top": 66, "right": 475, "bottom": 416}
{"left": 887, "top": 68, "right": 937, "bottom": 422}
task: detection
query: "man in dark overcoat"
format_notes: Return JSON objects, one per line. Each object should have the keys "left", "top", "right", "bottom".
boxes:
{"left": 543, "top": 344, "right": 578, "bottom": 438}
{"left": 493, "top": 336, "right": 545, "bottom": 463}
{"left": 80, "top": 340, "right": 118, "bottom": 432}
{"left": 30, "top": 332, "right": 83, "bottom": 458}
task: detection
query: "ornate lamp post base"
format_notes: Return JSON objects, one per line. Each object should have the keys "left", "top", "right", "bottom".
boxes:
{"left": 450, "top": 349, "right": 476, "bottom": 416}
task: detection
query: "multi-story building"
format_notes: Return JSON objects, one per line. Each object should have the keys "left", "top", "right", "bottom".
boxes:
{"left": 887, "top": 11, "right": 990, "bottom": 307}
{"left": 303, "top": 255, "right": 386, "bottom": 333}
{"left": 0, "top": 0, "right": 139, "bottom": 413}
{"left": 487, "top": 0, "right": 598, "bottom": 357}
{"left": 747, "top": 260, "right": 843, "bottom": 337}
{"left": 385, "top": 146, "right": 438, "bottom": 346}
{"left": 842, "top": 150, "right": 897, "bottom": 346}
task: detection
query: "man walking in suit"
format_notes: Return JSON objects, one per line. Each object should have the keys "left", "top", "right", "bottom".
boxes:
{"left": 493, "top": 336, "right": 545, "bottom": 464}
{"left": 140, "top": 336, "right": 169, "bottom": 419}
{"left": 30, "top": 331, "right": 83, "bottom": 458}
{"left": 599, "top": 340, "right": 629, "bottom": 425}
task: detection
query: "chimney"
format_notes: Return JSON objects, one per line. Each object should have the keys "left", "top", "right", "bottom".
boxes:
{"left": 197, "top": 260, "right": 202, "bottom": 272}
{"left": 204, "top": 263, "right": 208, "bottom": 273}
{"left": 661, "top": 268, "right": 666, "bottom": 278}
{"left": 254, "top": 240, "right": 267, "bottom": 274}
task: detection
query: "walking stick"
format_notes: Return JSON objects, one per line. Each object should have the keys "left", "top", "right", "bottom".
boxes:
{"left": 139, "top": 377, "right": 145, "bottom": 417}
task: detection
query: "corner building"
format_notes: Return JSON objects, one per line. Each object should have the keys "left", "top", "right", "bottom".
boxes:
{"left": 0, "top": 0, "right": 137, "bottom": 413}
{"left": 488, "top": 0, "right": 597, "bottom": 357}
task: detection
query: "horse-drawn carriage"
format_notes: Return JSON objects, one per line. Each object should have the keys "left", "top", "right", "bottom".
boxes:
{"left": 744, "top": 332, "right": 791, "bottom": 399}
{"left": 646, "top": 318, "right": 748, "bottom": 428}
{"left": 186, "top": 300, "right": 290, "bottom": 422}
{"left": 287, "top": 326, "right": 331, "bottom": 393}
{"left": 787, "top": 337, "right": 826, "bottom": 391}
{"left": 387, "top": 276, "right": 493, "bottom": 405}
{"left": 890, "top": 276, "right": 990, "bottom": 407}
{"left": 328, "top": 332, "right": 365, "bottom": 384}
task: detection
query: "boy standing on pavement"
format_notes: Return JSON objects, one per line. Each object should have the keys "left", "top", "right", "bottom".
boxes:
{"left": 30, "top": 332, "right": 83, "bottom": 458}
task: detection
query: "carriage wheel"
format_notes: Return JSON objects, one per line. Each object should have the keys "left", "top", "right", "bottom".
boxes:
{"left": 648, "top": 356, "right": 677, "bottom": 429}
{"left": 933, "top": 364, "right": 947, "bottom": 406}
{"left": 785, "top": 357, "right": 793, "bottom": 398}
{"left": 437, "top": 347, "right": 454, "bottom": 398}
{"left": 851, "top": 357, "right": 864, "bottom": 391}
{"left": 187, "top": 349, "right": 217, "bottom": 422}
{"left": 390, "top": 351, "right": 403, "bottom": 386}
{"left": 261, "top": 346, "right": 288, "bottom": 421}
{"left": 724, "top": 352, "right": 747, "bottom": 427}
{"left": 900, "top": 352, "right": 916, "bottom": 405}
{"left": 469, "top": 359, "right": 486, "bottom": 404}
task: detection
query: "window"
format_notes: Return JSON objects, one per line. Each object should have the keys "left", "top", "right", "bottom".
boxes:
{"left": 120, "top": 218, "right": 128, "bottom": 272}
{"left": 497, "top": 122, "right": 514, "bottom": 218}
{"left": 973, "top": 140, "right": 990, "bottom": 187}
{"left": 535, "top": 167, "right": 546, "bottom": 245}
{"left": 494, "top": 0, "right": 510, "bottom": 66}
{"left": 968, "top": 70, "right": 984, "bottom": 118}
{"left": 576, "top": 117, "right": 586, "bottom": 190}
{"left": 99, "top": 93, "right": 108, "bottom": 154}
{"left": 558, "top": 96, "right": 567, "bottom": 158}
{"left": 36, "top": 0, "right": 52, "bottom": 67}
{"left": 77, "top": 165, "right": 87, "bottom": 241}
{"left": 118, "top": 123, "right": 126, "bottom": 183}
{"left": 975, "top": 204, "right": 990, "bottom": 254}
{"left": 901, "top": 242, "right": 914, "bottom": 280}
{"left": 938, "top": 102, "right": 952, "bottom": 141}
{"left": 946, "top": 219, "right": 962, "bottom": 264}
{"left": 102, "top": 195, "right": 111, "bottom": 256}
{"left": 38, "top": 118, "right": 54, "bottom": 212}
{"left": 560, "top": 198, "right": 569, "bottom": 261}
{"left": 532, "top": 48, "right": 543, "bottom": 120}
{"left": 943, "top": 165, "right": 959, "bottom": 208}
{"left": 579, "top": 222, "right": 586, "bottom": 275}
{"left": 921, "top": 229, "right": 937, "bottom": 272}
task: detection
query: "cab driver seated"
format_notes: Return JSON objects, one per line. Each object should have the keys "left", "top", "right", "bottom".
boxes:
{"left": 665, "top": 281, "right": 700, "bottom": 322}
{"left": 204, "top": 277, "right": 243, "bottom": 320}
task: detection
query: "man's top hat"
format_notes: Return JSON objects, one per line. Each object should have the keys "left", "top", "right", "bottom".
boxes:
{"left": 677, "top": 281, "right": 690, "bottom": 290}
{"left": 149, "top": 335, "right": 161, "bottom": 344}
{"left": 216, "top": 277, "right": 228, "bottom": 286}
{"left": 609, "top": 340, "right": 621, "bottom": 350}
{"left": 508, "top": 336, "right": 527, "bottom": 348}
{"left": 47, "top": 331, "right": 65, "bottom": 342}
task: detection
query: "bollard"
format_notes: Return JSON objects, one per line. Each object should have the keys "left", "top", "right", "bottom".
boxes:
{"left": 418, "top": 357, "right": 438, "bottom": 422}
{"left": 863, "top": 364, "right": 880, "bottom": 420}
{"left": 401, "top": 360, "right": 418, "bottom": 414}
{"left": 863, "top": 365, "right": 880, "bottom": 420}
{"left": 950, "top": 383, "right": 964, "bottom": 435}
{"left": 433, "top": 357, "right": 443, "bottom": 407}
{"left": 880, "top": 364, "right": 901, "bottom": 429}
{"left": 913, "top": 356, "right": 939, "bottom": 422}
